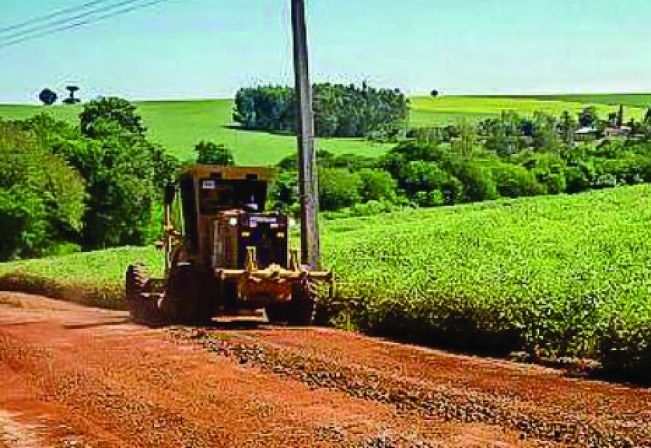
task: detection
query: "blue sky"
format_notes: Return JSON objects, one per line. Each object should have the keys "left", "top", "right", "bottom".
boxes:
{"left": 1, "top": 0, "right": 651, "bottom": 103}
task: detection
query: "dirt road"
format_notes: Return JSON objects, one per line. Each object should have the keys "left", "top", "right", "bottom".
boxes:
{"left": 0, "top": 292, "right": 649, "bottom": 447}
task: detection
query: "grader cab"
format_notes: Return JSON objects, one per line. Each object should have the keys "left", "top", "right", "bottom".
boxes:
{"left": 126, "top": 165, "right": 333, "bottom": 325}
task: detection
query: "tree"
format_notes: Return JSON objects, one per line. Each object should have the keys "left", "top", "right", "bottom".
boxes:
{"left": 644, "top": 107, "right": 651, "bottom": 124}
{"left": 0, "top": 122, "right": 85, "bottom": 260}
{"left": 558, "top": 111, "right": 578, "bottom": 145}
{"left": 55, "top": 134, "right": 176, "bottom": 249}
{"left": 617, "top": 105, "right": 625, "bottom": 127}
{"left": 531, "top": 111, "right": 561, "bottom": 153}
{"left": 80, "top": 97, "right": 146, "bottom": 138}
{"left": 233, "top": 83, "right": 408, "bottom": 140}
{"left": 38, "top": 88, "right": 58, "bottom": 106}
{"left": 195, "top": 141, "right": 235, "bottom": 166}
{"left": 482, "top": 112, "right": 524, "bottom": 157}
{"left": 33, "top": 103, "right": 178, "bottom": 250}
{"left": 578, "top": 106, "right": 599, "bottom": 128}
{"left": 63, "top": 86, "right": 80, "bottom": 105}
{"left": 453, "top": 119, "right": 478, "bottom": 158}
{"left": 431, "top": 89, "right": 440, "bottom": 97}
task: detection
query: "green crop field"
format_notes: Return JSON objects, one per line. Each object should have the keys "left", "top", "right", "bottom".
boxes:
{"left": 2, "top": 93, "right": 648, "bottom": 165}
{"left": 506, "top": 93, "right": 651, "bottom": 109}
{"left": 2, "top": 185, "right": 650, "bottom": 375}
{"left": 409, "top": 95, "right": 647, "bottom": 127}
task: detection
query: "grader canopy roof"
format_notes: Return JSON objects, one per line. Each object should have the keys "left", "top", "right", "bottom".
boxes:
{"left": 182, "top": 166, "right": 274, "bottom": 182}
{"left": 180, "top": 166, "right": 274, "bottom": 214}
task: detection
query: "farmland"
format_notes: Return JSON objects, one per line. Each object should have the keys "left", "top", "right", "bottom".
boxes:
{"left": 2, "top": 184, "right": 650, "bottom": 376}
{"left": 1, "top": 93, "right": 648, "bottom": 164}
{"left": 408, "top": 95, "right": 647, "bottom": 127}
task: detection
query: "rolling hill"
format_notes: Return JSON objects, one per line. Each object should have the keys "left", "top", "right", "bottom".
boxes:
{"left": 0, "top": 94, "right": 648, "bottom": 164}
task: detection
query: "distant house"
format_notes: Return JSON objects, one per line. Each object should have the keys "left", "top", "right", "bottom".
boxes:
{"left": 574, "top": 127, "right": 599, "bottom": 141}
{"left": 604, "top": 126, "right": 632, "bottom": 138}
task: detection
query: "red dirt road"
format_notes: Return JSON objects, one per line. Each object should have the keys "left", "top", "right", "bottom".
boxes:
{"left": 0, "top": 292, "right": 650, "bottom": 447}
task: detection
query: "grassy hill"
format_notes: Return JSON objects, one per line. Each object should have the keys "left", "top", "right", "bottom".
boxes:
{"left": 1, "top": 93, "right": 648, "bottom": 165}
{"left": 0, "top": 100, "right": 391, "bottom": 165}
{"left": 1, "top": 185, "right": 650, "bottom": 374}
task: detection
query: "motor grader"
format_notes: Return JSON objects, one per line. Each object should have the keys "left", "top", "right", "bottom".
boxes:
{"left": 126, "top": 165, "right": 333, "bottom": 326}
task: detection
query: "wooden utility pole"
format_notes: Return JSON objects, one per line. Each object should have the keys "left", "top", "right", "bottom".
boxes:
{"left": 291, "top": 0, "right": 321, "bottom": 269}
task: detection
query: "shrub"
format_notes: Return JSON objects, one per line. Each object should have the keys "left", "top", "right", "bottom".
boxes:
{"left": 399, "top": 161, "right": 463, "bottom": 205}
{"left": 448, "top": 160, "right": 499, "bottom": 202}
{"left": 357, "top": 169, "right": 397, "bottom": 203}
{"left": 490, "top": 162, "right": 545, "bottom": 198}
{"left": 318, "top": 168, "right": 363, "bottom": 211}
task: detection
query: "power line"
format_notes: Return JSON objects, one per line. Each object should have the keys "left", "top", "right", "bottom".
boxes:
{"left": 0, "top": 0, "right": 174, "bottom": 50}
{"left": 0, "top": 0, "right": 117, "bottom": 34}
{"left": 0, "top": 0, "right": 150, "bottom": 43}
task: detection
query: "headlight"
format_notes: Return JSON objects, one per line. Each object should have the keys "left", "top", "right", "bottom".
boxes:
{"left": 228, "top": 217, "right": 238, "bottom": 226}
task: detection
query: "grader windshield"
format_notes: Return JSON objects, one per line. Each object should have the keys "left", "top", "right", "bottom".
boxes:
{"left": 197, "top": 178, "right": 268, "bottom": 214}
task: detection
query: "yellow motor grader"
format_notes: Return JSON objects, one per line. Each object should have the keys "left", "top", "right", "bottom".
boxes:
{"left": 126, "top": 165, "right": 333, "bottom": 325}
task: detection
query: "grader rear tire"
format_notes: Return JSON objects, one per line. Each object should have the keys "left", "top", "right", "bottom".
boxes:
{"left": 164, "top": 263, "right": 214, "bottom": 325}
{"left": 126, "top": 263, "right": 165, "bottom": 325}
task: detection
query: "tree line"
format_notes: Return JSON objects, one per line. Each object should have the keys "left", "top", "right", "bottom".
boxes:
{"left": 233, "top": 82, "right": 408, "bottom": 140}
{"left": 270, "top": 108, "right": 651, "bottom": 217}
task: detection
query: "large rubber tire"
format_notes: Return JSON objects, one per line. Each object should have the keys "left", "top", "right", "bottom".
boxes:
{"left": 164, "top": 263, "right": 214, "bottom": 325}
{"left": 288, "top": 279, "right": 317, "bottom": 326}
{"left": 265, "top": 303, "right": 290, "bottom": 324}
{"left": 126, "top": 263, "right": 165, "bottom": 325}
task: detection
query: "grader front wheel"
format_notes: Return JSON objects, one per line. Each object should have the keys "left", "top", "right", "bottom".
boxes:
{"left": 264, "top": 279, "right": 317, "bottom": 326}
{"left": 288, "top": 279, "right": 317, "bottom": 326}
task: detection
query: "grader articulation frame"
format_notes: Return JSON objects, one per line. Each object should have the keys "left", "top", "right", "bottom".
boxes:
{"left": 126, "top": 165, "right": 333, "bottom": 326}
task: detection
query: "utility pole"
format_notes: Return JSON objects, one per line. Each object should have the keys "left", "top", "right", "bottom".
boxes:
{"left": 291, "top": 0, "right": 321, "bottom": 269}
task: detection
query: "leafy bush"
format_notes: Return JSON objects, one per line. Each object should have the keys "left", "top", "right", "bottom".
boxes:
{"left": 447, "top": 160, "right": 499, "bottom": 202}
